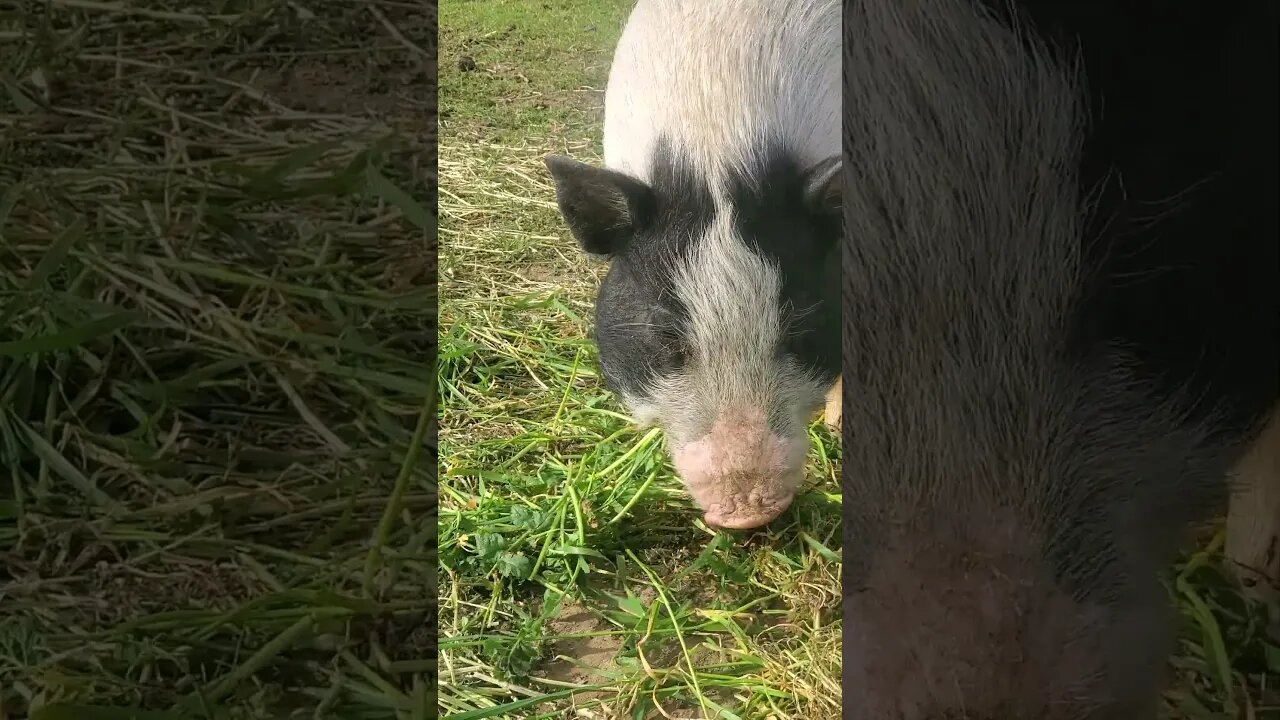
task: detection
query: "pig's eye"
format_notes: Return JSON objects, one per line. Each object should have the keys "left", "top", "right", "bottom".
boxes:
{"left": 654, "top": 333, "right": 692, "bottom": 370}
{"left": 671, "top": 343, "right": 692, "bottom": 367}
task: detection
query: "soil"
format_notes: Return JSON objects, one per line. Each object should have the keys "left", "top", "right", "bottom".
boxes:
{"left": 541, "top": 598, "right": 625, "bottom": 687}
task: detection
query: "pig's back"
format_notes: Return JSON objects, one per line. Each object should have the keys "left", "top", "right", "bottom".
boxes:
{"left": 601, "top": 0, "right": 840, "bottom": 185}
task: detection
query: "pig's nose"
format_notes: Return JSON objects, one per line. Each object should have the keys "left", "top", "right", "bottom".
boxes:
{"left": 703, "top": 492, "right": 793, "bottom": 530}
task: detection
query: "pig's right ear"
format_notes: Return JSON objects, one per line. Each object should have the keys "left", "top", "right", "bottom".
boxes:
{"left": 544, "top": 155, "right": 654, "bottom": 258}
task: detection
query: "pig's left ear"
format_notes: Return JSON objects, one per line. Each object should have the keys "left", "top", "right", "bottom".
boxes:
{"left": 802, "top": 155, "right": 841, "bottom": 217}
{"left": 544, "top": 155, "right": 655, "bottom": 259}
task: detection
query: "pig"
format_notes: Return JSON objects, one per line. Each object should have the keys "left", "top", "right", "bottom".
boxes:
{"left": 841, "top": 0, "right": 1277, "bottom": 718}
{"left": 544, "top": 0, "right": 841, "bottom": 530}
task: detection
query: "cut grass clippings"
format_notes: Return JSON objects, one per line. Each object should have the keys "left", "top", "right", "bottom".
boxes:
{"left": 1, "top": 2, "right": 437, "bottom": 719}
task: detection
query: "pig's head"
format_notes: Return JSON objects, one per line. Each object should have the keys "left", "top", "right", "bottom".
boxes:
{"left": 545, "top": 141, "right": 841, "bottom": 529}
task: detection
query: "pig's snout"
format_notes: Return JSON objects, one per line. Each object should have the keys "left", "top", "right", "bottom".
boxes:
{"left": 671, "top": 410, "right": 808, "bottom": 530}
{"left": 700, "top": 483, "right": 797, "bottom": 530}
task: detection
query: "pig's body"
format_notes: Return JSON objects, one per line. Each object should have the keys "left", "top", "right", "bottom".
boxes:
{"left": 546, "top": 0, "right": 841, "bottom": 529}
{"left": 842, "top": 1, "right": 1278, "bottom": 718}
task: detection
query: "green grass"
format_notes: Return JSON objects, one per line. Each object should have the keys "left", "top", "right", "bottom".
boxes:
{"left": 0, "top": 3, "right": 437, "bottom": 719}
{"left": 436, "top": 1, "right": 842, "bottom": 718}
{"left": 435, "top": 2, "right": 1278, "bottom": 719}
{"left": 1166, "top": 531, "right": 1280, "bottom": 718}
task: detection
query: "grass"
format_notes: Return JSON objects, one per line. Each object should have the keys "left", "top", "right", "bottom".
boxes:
{"left": 0, "top": 2, "right": 437, "bottom": 719}
{"left": 434, "top": 2, "right": 1277, "bottom": 719}
{"left": 436, "top": 1, "right": 842, "bottom": 718}
{"left": 1166, "top": 531, "right": 1280, "bottom": 718}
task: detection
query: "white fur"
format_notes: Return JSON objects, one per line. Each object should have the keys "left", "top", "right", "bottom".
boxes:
{"left": 603, "top": 0, "right": 840, "bottom": 184}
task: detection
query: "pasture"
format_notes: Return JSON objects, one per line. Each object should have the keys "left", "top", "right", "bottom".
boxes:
{"left": 436, "top": 0, "right": 843, "bottom": 718}
{"left": 0, "top": 3, "right": 437, "bottom": 718}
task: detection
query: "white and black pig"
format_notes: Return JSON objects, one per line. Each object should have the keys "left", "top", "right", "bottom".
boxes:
{"left": 545, "top": 0, "right": 841, "bottom": 530}
{"left": 842, "top": 0, "right": 1278, "bottom": 718}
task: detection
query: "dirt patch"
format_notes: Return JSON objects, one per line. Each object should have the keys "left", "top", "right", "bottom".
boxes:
{"left": 516, "top": 263, "right": 563, "bottom": 285}
{"left": 541, "top": 598, "right": 623, "bottom": 687}
{"left": 538, "top": 589, "right": 740, "bottom": 718}
{"left": 229, "top": 5, "right": 437, "bottom": 123}
{"left": 250, "top": 59, "right": 413, "bottom": 117}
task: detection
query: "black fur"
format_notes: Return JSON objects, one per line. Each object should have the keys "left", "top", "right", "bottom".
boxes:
{"left": 543, "top": 155, "right": 654, "bottom": 257}
{"left": 841, "top": 0, "right": 1278, "bottom": 717}
{"left": 589, "top": 139, "right": 715, "bottom": 396}
{"left": 990, "top": 0, "right": 1280, "bottom": 440}
{"left": 725, "top": 148, "right": 842, "bottom": 381}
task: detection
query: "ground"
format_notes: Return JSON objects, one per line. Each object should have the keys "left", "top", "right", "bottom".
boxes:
{"left": 0, "top": 3, "right": 436, "bottom": 719}
{"left": 436, "top": 1, "right": 842, "bottom": 718}
{"left": 436, "top": 1, "right": 1276, "bottom": 719}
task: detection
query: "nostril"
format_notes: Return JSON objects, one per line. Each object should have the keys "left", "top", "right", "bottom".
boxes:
{"left": 704, "top": 510, "right": 775, "bottom": 531}
{"left": 716, "top": 497, "right": 738, "bottom": 517}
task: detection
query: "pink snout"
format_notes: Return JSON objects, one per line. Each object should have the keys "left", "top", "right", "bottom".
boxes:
{"left": 671, "top": 410, "right": 809, "bottom": 530}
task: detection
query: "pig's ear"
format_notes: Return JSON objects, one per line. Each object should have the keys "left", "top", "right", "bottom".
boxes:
{"left": 802, "top": 154, "right": 841, "bottom": 217}
{"left": 544, "top": 154, "right": 654, "bottom": 258}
